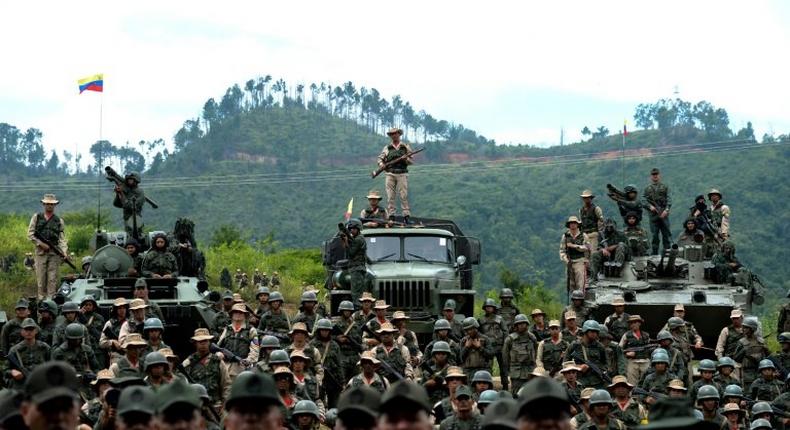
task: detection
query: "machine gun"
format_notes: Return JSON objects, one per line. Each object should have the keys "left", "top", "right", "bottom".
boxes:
{"left": 656, "top": 244, "right": 679, "bottom": 277}
{"left": 105, "top": 166, "right": 159, "bottom": 209}
{"left": 32, "top": 232, "right": 77, "bottom": 271}
{"left": 606, "top": 184, "right": 629, "bottom": 203}
{"left": 371, "top": 147, "right": 425, "bottom": 178}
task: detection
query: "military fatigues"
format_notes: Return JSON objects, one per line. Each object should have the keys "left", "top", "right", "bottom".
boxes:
{"left": 537, "top": 338, "right": 569, "bottom": 377}
{"left": 603, "top": 341, "right": 627, "bottom": 378}
{"left": 293, "top": 311, "right": 319, "bottom": 334}
{"left": 112, "top": 181, "right": 146, "bottom": 238}
{"left": 99, "top": 318, "right": 124, "bottom": 363}
{"left": 612, "top": 399, "right": 647, "bottom": 430}
{"left": 423, "top": 338, "right": 461, "bottom": 366}
{"left": 109, "top": 356, "right": 143, "bottom": 377}
{"left": 217, "top": 322, "right": 260, "bottom": 377}
{"left": 79, "top": 312, "right": 106, "bottom": 364}
{"left": 642, "top": 181, "right": 672, "bottom": 255}
{"left": 590, "top": 229, "right": 628, "bottom": 282}
{"left": 562, "top": 304, "right": 595, "bottom": 329}
{"left": 5, "top": 340, "right": 51, "bottom": 389}
{"left": 498, "top": 303, "right": 521, "bottom": 333}
{"left": 347, "top": 233, "right": 368, "bottom": 304}
{"left": 37, "top": 320, "right": 56, "bottom": 346}
{"left": 117, "top": 318, "right": 144, "bottom": 346}
{"left": 529, "top": 324, "right": 551, "bottom": 341}
{"left": 332, "top": 316, "right": 363, "bottom": 381}
{"left": 378, "top": 142, "right": 413, "bottom": 217}
{"left": 623, "top": 226, "right": 649, "bottom": 257}
{"left": 311, "top": 338, "right": 344, "bottom": 407}
{"left": 374, "top": 343, "right": 413, "bottom": 383}
{"left": 578, "top": 418, "right": 626, "bottom": 430}
{"left": 346, "top": 372, "right": 389, "bottom": 394}
{"left": 51, "top": 341, "right": 100, "bottom": 396}
{"left": 710, "top": 201, "right": 730, "bottom": 238}
{"left": 716, "top": 325, "right": 744, "bottom": 359}
{"left": 478, "top": 314, "right": 508, "bottom": 389}
{"left": 503, "top": 330, "right": 537, "bottom": 394}
{"left": 141, "top": 249, "right": 179, "bottom": 277}
{"left": 0, "top": 318, "right": 24, "bottom": 356}
{"left": 439, "top": 413, "right": 483, "bottom": 430}
{"left": 779, "top": 304, "right": 790, "bottom": 336}
{"left": 564, "top": 340, "right": 608, "bottom": 388}
{"left": 749, "top": 376, "right": 783, "bottom": 401}
{"left": 689, "top": 380, "right": 721, "bottom": 403}
{"left": 286, "top": 343, "right": 325, "bottom": 383}
{"left": 620, "top": 330, "right": 652, "bottom": 385}
{"left": 27, "top": 212, "right": 67, "bottom": 298}
{"left": 259, "top": 310, "right": 292, "bottom": 347}
{"left": 459, "top": 334, "right": 495, "bottom": 380}
{"left": 361, "top": 206, "right": 388, "bottom": 223}
{"left": 640, "top": 370, "right": 676, "bottom": 395}
{"left": 604, "top": 313, "right": 631, "bottom": 345}
{"left": 563, "top": 381, "right": 583, "bottom": 410}
{"left": 733, "top": 336, "right": 769, "bottom": 386}
{"left": 182, "top": 352, "right": 231, "bottom": 411}
{"left": 53, "top": 320, "right": 87, "bottom": 347}
{"left": 713, "top": 372, "right": 740, "bottom": 389}
{"left": 579, "top": 204, "right": 604, "bottom": 250}
{"left": 560, "top": 231, "right": 590, "bottom": 291}
{"left": 769, "top": 350, "right": 790, "bottom": 379}
{"left": 421, "top": 363, "right": 450, "bottom": 404}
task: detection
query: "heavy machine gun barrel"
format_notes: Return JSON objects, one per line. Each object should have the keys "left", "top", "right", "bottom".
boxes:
{"left": 105, "top": 166, "right": 159, "bottom": 209}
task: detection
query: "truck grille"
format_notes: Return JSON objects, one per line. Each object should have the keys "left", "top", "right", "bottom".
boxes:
{"left": 377, "top": 280, "right": 431, "bottom": 309}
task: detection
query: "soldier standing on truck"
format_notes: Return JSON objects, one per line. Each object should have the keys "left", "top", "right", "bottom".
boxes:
{"left": 112, "top": 171, "right": 146, "bottom": 240}
{"left": 27, "top": 193, "right": 67, "bottom": 299}
{"left": 377, "top": 127, "right": 413, "bottom": 224}
{"left": 579, "top": 189, "right": 604, "bottom": 250}
{"left": 642, "top": 167, "right": 672, "bottom": 255}
{"left": 343, "top": 219, "right": 368, "bottom": 304}
{"left": 560, "top": 216, "right": 589, "bottom": 292}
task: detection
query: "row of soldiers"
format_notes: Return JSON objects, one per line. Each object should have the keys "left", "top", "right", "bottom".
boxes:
{"left": 232, "top": 269, "right": 281, "bottom": 290}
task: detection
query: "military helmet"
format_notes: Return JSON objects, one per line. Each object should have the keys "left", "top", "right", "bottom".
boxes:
{"left": 651, "top": 348, "right": 668, "bottom": 358}
{"left": 500, "top": 288, "right": 514, "bottom": 299}
{"left": 432, "top": 341, "right": 451, "bottom": 354}
{"left": 346, "top": 219, "right": 362, "bottom": 230}
{"left": 513, "top": 314, "right": 529, "bottom": 325}
{"left": 443, "top": 299, "right": 456, "bottom": 311}
{"left": 571, "top": 290, "right": 585, "bottom": 301}
{"left": 624, "top": 184, "right": 638, "bottom": 194}
{"left": 472, "top": 370, "right": 493, "bottom": 385}
{"left": 434, "top": 319, "right": 451, "bottom": 331}
{"left": 192, "top": 383, "right": 210, "bottom": 402}
{"left": 667, "top": 317, "right": 685, "bottom": 330}
{"left": 743, "top": 317, "right": 759, "bottom": 331}
{"left": 651, "top": 352, "right": 670, "bottom": 365}
{"left": 81, "top": 256, "right": 93, "bottom": 266}
{"left": 750, "top": 419, "right": 772, "bottom": 430}
{"left": 300, "top": 291, "right": 317, "bottom": 303}
{"left": 338, "top": 300, "right": 354, "bottom": 312}
{"left": 779, "top": 332, "right": 790, "bottom": 344}
{"left": 588, "top": 389, "right": 613, "bottom": 406}
{"left": 723, "top": 384, "right": 743, "bottom": 398}
{"left": 315, "top": 318, "right": 333, "bottom": 331}
{"left": 758, "top": 359, "right": 775, "bottom": 371}
{"left": 657, "top": 330, "right": 673, "bottom": 342}
{"left": 125, "top": 172, "right": 141, "bottom": 183}
{"left": 268, "top": 350, "right": 290, "bottom": 365}
{"left": 144, "top": 318, "right": 164, "bottom": 332}
{"left": 144, "top": 352, "right": 168, "bottom": 370}
{"left": 581, "top": 320, "right": 600, "bottom": 333}
{"left": 65, "top": 323, "right": 84, "bottom": 339}
{"left": 80, "top": 294, "right": 97, "bottom": 307}
{"left": 462, "top": 317, "right": 479, "bottom": 330}
{"left": 260, "top": 335, "right": 280, "bottom": 349}
{"left": 717, "top": 357, "right": 736, "bottom": 368}
{"left": 269, "top": 292, "right": 284, "bottom": 303}
{"left": 324, "top": 408, "right": 338, "bottom": 428}
{"left": 477, "top": 390, "right": 499, "bottom": 405}
{"left": 256, "top": 287, "right": 270, "bottom": 297}
{"left": 598, "top": 325, "right": 611, "bottom": 339}
{"left": 293, "top": 400, "right": 320, "bottom": 419}
{"left": 696, "top": 385, "right": 720, "bottom": 402}
{"left": 39, "top": 299, "right": 58, "bottom": 315}
{"left": 698, "top": 359, "right": 716, "bottom": 372}
{"left": 751, "top": 401, "right": 772, "bottom": 416}
{"left": 61, "top": 301, "right": 79, "bottom": 313}
{"left": 482, "top": 298, "right": 498, "bottom": 310}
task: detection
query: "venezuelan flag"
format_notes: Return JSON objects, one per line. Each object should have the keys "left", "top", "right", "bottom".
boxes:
{"left": 344, "top": 198, "right": 354, "bottom": 221}
{"left": 78, "top": 74, "right": 103, "bottom": 93}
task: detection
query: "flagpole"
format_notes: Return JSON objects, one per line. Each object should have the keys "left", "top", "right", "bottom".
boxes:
{"left": 622, "top": 120, "right": 626, "bottom": 187}
{"left": 96, "top": 89, "right": 104, "bottom": 232}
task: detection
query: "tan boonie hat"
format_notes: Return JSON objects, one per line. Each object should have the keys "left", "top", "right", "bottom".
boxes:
{"left": 159, "top": 348, "right": 178, "bottom": 359}
{"left": 607, "top": 375, "right": 634, "bottom": 389}
{"left": 191, "top": 328, "right": 214, "bottom": 342}
{"left": 560, "top": 361, "right": 582, "bottom": 373}
{"left": 565, "top": 216, "right": 580, "bottom": 227}
{"left": 359, "top": 292, "right": 376, "bottom": 302}
{"left": 40, "top": 193, "right": 59, "bottom": 204}
{"left": 667, "top": 379, "right": 686, "bottom": 391}
{"left": 289, "top": 322, "right": 309, "bottom": 335}
{"left": 91, "top": 369, "right": 115, "bottom": 385}
{"left": 230, "top": 303, "right": 249, "bottom": 314}
{"left": 612, "top": 297, "right": 625, "bottom": 306}
{"left": 722, "top": 403, "right": 743, "bottom": 414}
{"left": 530, "top": 309, "right": 545, "bottom": 316}
{"left": 579, "top": 189, "right": 595, "bottom": 198}
{"left": 112, "top": 297, "right": 129, "bottom": 308}
{"left": 564, "top": 311, "right": 577, "bottom": 320}
{"left": 129, "top": 299, "right": 147, "bottom": 310}
{"left": 445, "top": 366, "right": 466, "bottom": 379}
{"left": 391, "top": 311, "right": 409, "bottom": 321}
{"left": 730, "top": 309, "right": 743, "bottom": 318}
{"left": 628, "top": 315, "right": 643, "bottom": 323}
{"left": 548, "top": 319, "right": 561, "bottom": 328}
{"left": 530, "top": 367, "right": 547, "bottom": 378}
{"left": 366, "top": 190, "right": 382, "bottom": 200}
{"left": 289, "top": 349, "right": 311, "bottom": 362}
{"left": 122, "top": 333, "right": 147, "bottom": 349}
{"left": 674, "top": 304, "right": 685, "bottom": 311}
{"left": 386, "top": 127, "right": 403, "bottom": 136}
{"left": 376, "top": 322, "right": 398, "bottom": 334}
{"left": 272, "top": 366, "right": 295, "bottom": 383}
{"left": 232, "top": 293, "right": 243, "bottom": 303}
{"left": 580, "top": 387, "right": 596, "bottom": 400}
{"left": 374, "top": 300, "right": 390, "bottom": 310}
{"left": 357, "top": 350, "right": 380, "bottom": 365}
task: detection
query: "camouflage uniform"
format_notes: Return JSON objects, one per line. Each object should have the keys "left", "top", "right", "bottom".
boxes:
{"left": 51, "top": 341, "right": 100, "bottom": 396}
{"left": 579, "top": 203, "right": 605, "bottom": 250}
{"left": 112, "top": 176, "right": 146, "bottom": 237}
{"left": 498, "top": 303, "right": 521, "bottom": 333}
{"left": 640, "top": 370, "right": 676, "bottom": 395}
{"left": 502, "top": 329, "right": 537, "bottom": 394}
{"left": 141, "top": 249, "right": 179, "bottom": 277}
{"left": 612, "top": 398, "right": 647, "bottom": 429}
{"left": 421, "top": 363, "right": 450, "bottom": 404}
{"left": 602, "top": 341, "right": 627, "bottom": 377}
{"left": 182, "top": 352, "right": 231, "bottom": 411}
{"left": 748, "top": 377, "right": 783, "bottom": 401}
{"left": 578, "top": 418, "right": 626, "bottom": 430}
{"left": 604, "top": 312, "right": 630, "bottom": 343}
{"left": 110, "top": 356, "right": 144, "bottom": 377}
{"left": 27, "top": 211, "right": 67, "bottom": 298}
{"left": 347, "top": 372, "right": 389, "bottom": 394}
{"left": 259, "top": 310, "right": 292, "bottom": 347}
{"left": 642, "top": 178, "right": 672, "bottom": 255}
{"left": 0, "top": 318, "right": 24, "bottom": 355}
{"left": 716, "top": 325, "right": 744, "bottom": 359}
{"left": 347, "top": 232, "right": 368, "bottom": 303}
{"left": 211, "top": 310, "right": 230, "bottom": 337}
{"left": 374, "top": 343, "right": 413, "bottom": 383}
{"left": 689, "top": 380, "right": 721, "bottom": 403}
{"left": 459, "top": 333, "right": 495, "bottom": 381}
{"left": 536, "top": 338, "right": 569, "bottom": 377}
{"left": 333, "top": 317, "right": 364, "bottom": 381}
{"left": 620, "top": 329, "right": 652, "bottom": 385}
{"left": 562, "top": 305, "right": 595, "bottom": 329}
{"left": 37, "top": 320, "right": 56, "bottom": 346}
{"left": 217, "top": 322, "right": 260, "bottom": 377}
{"left": 559, "top": 230, "right": 590, "bottom": 291}
{"left": 145, "top": 302, "right": 166, "bottom": 323}
{"left": 378, "top": 140, "right": 413, "bottom": 217}
{"left": 713, "top": 372, "right": 740, "bottom": 389}
{"left": 5, "top": 339, "right": 51, "bottom": 389}
{"left": 53, "top": 320, "right": 87, "bottom": 347}
{"left": 310, "top": 337, "right": 344, "bottom": 407}
{"left": 293, "top": 311, "right": 319, "bottom": 334}
{"left": 623, "top": 225, "right": 649, "bottom": 257}
{"left": 529, "top": 324, "right": 551, "bottom": 341}
{"left": 423, "top": 338, "right": 461, "bottom": 366}
{"left": 768, "top": 350, "right": 790, "bottom": 378}
{"left": 478, "top": 313, "right": 508, "bottom": 388}
{"left": 589, "top": 229, "right": 628, "bottom": 282}
{"left": 779, "top": 303, "right": 790, "bottom": 335}
{"left": 733, "top": 336, "right": 769, "bottom": 386}
{"left": 79, "top": 311, "right": 106, "bottom": 356}
{"left": 564, "top": 340, "right": 608, "bottom": 388}
{"left": 439, "top": 412, "right": 483, "bottom": 430}
{"left": 286, "top": 343, "right": 325, "bottom": 382}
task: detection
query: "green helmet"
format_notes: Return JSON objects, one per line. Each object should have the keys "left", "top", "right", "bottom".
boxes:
{"left": 482, "top": 298, "right": 498, "bottom": 310}
{"left": 256, "top": 287, "right": 270, "bottom": 298}
{"left": 698, "top": 359, "right": 716, "bottom": 372}
{"left": 751, "top": 401, "right": 772, "bottom": 416}
{"left": 477, "top": 390, "right": 499, "bottom": 405}
{"left": 260, "top": 335, "right": 280, "bottom": 349}
{"left": 324, "top": 408, "right": 338, "bottom": 428}
{"left": 338, "top": 300, "right": 354, "bottom": 312}
{"left": 500, "top": 288, "right": 514, "bottom": 299}
{"left": 443, "top": 299, "right": 456, "bottom": 311}
{"left": 144, "top": 352, "right": 168, "bottom": 370}
{"left": 779, "top": 332, "right": 790, "bottom": 344}
{"left": 651, "top": 348, "right": 667, "bottom": 358}
{"left": 696, "top": 385, "right": 720, "bottom": 403}
{"left": 589, "top": 389, "right": 613, "bottom": 406}
{"left": 598, "top": 325, "right": 611, "bottom": 339}
{"left": 293, "top": 400, "right": 320, "bottom": 419}
{"left": 432, "top": 341, "right": 451, "bottom": 354}
{"left": 38, "top": 299, "right": 58, "bottom": 315}
{"left": 624, "top": 185, "right": 638, "bottom": 194}
{"left": 750, "top": 419, "right": 772, "bottom": 430}
{"left": 269, "top": 292, "right": 284, "bottom": 303}
{"left": 65, "top": 323, "right": 84, "bottom": 339}
{"left": 269, "top": 350, "right": 290, "bottom": 365}
{"left": 472, "top": 370, "right": 493, "bottom": 385}
{"left": 61, "top": 301, "right": 79, "bottom": 313}
{"left": 434, "top": 319, "right": 451, "bottom": 331}
{"left": 723, "top": 384, "right": 743, "bottom": 398}
{"left": 80, "top": 295, "right": 97, "bottom": 306}
{"left": 125, "top": 172, "right": 141, "bottom": 183}
{"left": 743, "top": 318, "right": 759, "bottom": 331}
{"left": 300, "top": 291, "right": 317, "bottom": 303}
{"left": 315, "top": 318, "right": 333, "bottom": 331}
{"left": 513, "top": 314, "right": 529, "bottom": 325}
{"left": 582, "top": 320, "right": 600, "bottom": 333}
{"left": 657, "top": 330, "right": 673, "bottom": 341}
{"left": 758, "top": 359, "right": 775, "bottom": 371}
{"left": 571, "top": 290, "right": 585, "bottom": 301}
{"left": 144, "top": 318, "right": 164, "bottom": 332}
{"left": 651, "top": 352, "right": 670, "bottom": 365}
{"left": 462, "top": 317, "right": 479, "bottom": 330}
{"left": 346, "top": 219, "right": 362, "bottom": 230}
{"left": 667, "top": 317, "right": 685, "bottom": 330}
{"left": 717, "top": 357, "right": 735, "bottom": 368}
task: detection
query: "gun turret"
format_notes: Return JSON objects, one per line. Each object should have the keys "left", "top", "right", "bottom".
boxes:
{"left": 665, "top": 244, "right": 679, "bottom": 275}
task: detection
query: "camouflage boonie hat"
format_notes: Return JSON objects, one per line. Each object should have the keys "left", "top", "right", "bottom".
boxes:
{"left": 579, "top": 189, "right": 595, "bottom": 198}
{"left": 122, "top": 333, "right": 147, "bottom": 349}
{"left": 40, "top": 194, "right": 59, "bottom": 204}
{"left": 386, "top": 127, "right": 403, "bottom": 136}
{"left": 91, "top": 369, "right": 115, "bottom": 386}
{"left": 559, "top": 361, "right": 581, "bottom": 373}
{"left": 530, "top": 367, "right": 547, "bottom": 377}
{"left": 366, "top": 190, "right": 382, "bottom": 200}
{"left": 674, "top": 304, "right": 685, "bottom": 311}
{"left": 191, "top": 328, "right": 214, "bottom": 342}
{"left": 230, "top": 303, "right": 249, "bottom": 314}
{"left": 445, "top": 366, "right": 466, "bottom": 379}
{"left": 580, "top": 387, "right": 596, "bottom": 400}
{"left": 668, "top": 379, "right": 686, "bottom": 391}
{"left": 391, "top": 311, "right": 409, "bottom": 321}
{"left": 290, "top": 349, "right": 311, "bottom": 362}
{"left": 112, "top": 297, "right": 129, "bottom": 308}
{"left": 548, "top": 319, "right": 561, "bottom": 328}
{"left": 159, "top": 348, "right": 178, "bottom": 359}
{"left": 530, "top": 308, "right": 545, "bottom": 316}
{"left": 612, "top": 297, "right": 625, "bottom": 306}
{"left": 129, "top": 299, "right": 147, "bottom": 310}
{"left": 289, "top": 322, "right": 309, "bottom": 335}
{"left": 565, "top": 216, "right": 580, "bottom": 227}
{"left": 232, "top": 293, "right": 243, "bottom": 303}
{"left": 374, "top": 300, "right": 390, "bottom": 310}
{"left": 357, "top": 350, "right": 380, "bottom": 365}
{"left": 376, "top": 322, "right": 398, "bottom": 334}
{"left": 359, "top": 292, "right": 376, "bottom": 302}
{"left": 607, "top": 375, "right": 633, "bottom": 389}
{"left": 564, "top": 311, "right": 577, "bottom": 320}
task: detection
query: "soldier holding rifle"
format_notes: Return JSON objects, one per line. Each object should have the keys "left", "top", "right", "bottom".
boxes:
{"left": 376, "top": 127, "right": 416, "bottom": 224}
{"left": 27, "top": 193, "right": 70, "bottom": 299}
{"left": 107, "top": 168, "right": 158, "bottom": 241}
{"left": 642, "top": 167, "right": 672, "bottom": 255}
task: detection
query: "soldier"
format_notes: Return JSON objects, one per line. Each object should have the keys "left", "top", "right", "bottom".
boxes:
{"left": 498, "top": 288, "right": 521, "bottom": 332}
{"left": 238, "top": 272, "right": 249, "bottom": 289}
{"left": 52, "top": 301, "right": 85, "bottom": 347}
{"left": 211, "top": 290, "right": 233, "bottom": 337}
{"left": 217, "top": 303, "right": 259, "bottom": 377}
{"left": 182, "top": 328, "right": 231, "bottom": 413}
{"left": 51, "top": 323, "right": 100, "bottom": 393}
{"left": 619, "top": 315, "right": 651, "bottom": 385}
{"left": 110, "top": 332, "right": 147, "bottom": 377}
{"left": 344, "top": 219, "right": 369, "bottom": 304}
{"left": 141, "top": 233, "right": 179, "bottom": 278}
{"left": 373, "top": 322, "right": 414, "bottom": 383}
{"left": 516, "top": 377, "right": 574, "bottom": 429}
{"left": 337, "top": 385, "right": 381, "bottom": 430}
{"left": 289, "top": 350, "right": 325, "bottom": 418}
{"left": 537, "top": 320, "right": 569, "bottom": 377}
{"left": 559, "top": 361, "right": 584, "bottom": 415}
{"left": 422, "top": 341, "right": 452, "bottom": 404}
{"left": 769, "top": 332, "right": 790, "bottom": 379}
{"left": 293, "top": 291, "right": 320, "bottom": 333}
{"left": 35, "top": 299, "right": 57, "bottom": 345}
{"left": 152, "top": 377, "right": 204, "bottom": 430}
{"left": 292, "top": 400, "right": 321, "bottom": 430}
{"left": 27, "top": 193, "right": 68, "bottom": 298}
{"left": 460, "top": 317, "right": 495, "bottom": 381}
{"left": 560, "top": 216, "right": 590, "bottom": 291}
{"left": 623, "top": 211, "right": 649, "bottom": 257}
{"left": 112, "top": 171, "right": 146, "bottom": 239}
{"left": 503, "top": 314, "right": 538, "bottom": 394}
{"left": 347, "top": 350, "right": 390, "bottom": 393}
{"left": 311, "top": 318, "right": 344, "bottom": 408}
{"left": 142, "top": 351, "right": 170, "bottom": 391}
{"left": 354, "top": 292, "right": 376, "bottom": 323}
{"left": 749, "top": 404, "right": 777, "bottom": 430}
{"left": 286, "top": 322, "right": 325, "bottom": 384}
{"left": 361, "top": 190, "right": 389, "bottom": 227}
{"left": 79, "top": 295, "right": 105, "bottom": 357}
{"left": 124, "top": 239, "right": 143, "bottom": 277}
{"left": 720, "top": 384, "right": 746, "bottom": 410}
{"left": 379, "top": 380, "right": 434, "bottom": 430}
{"left": 655, "top": 331, "right": 687, "bottom": 382}
{"left": 720, "top": 403, "right": 747, "bottom": 430}
{"left": 119, "top": 298, "right": 147, "bottom": 345}
{"left": 471, "top": 370, "right": 494, "bottom": 401}
{"left": 642, "top": 167, "right": 672, "bottom": 255}
{"left": 364, "top": 300, "right": 390, "bottom": 348}
{"left": 141, "top": 317, "right": 169, "bottom": 362}
{"left": 256, "top": 335, "right": 281, "bottom": 371}
{"left": 116, "top": 385, "right": 156, "bottom": 430}
{"left": 569, "top": 387, "right": 594, "bottom": 430}
{"left": 717, "top": 309, "right": 746, "bottom": 359}
{"left": 578, "top": 189, "right": 605, "bottom": 250}
{"left": 677, "top": 218, "right": 706, "bottom": 247}
{"left": 578, "top": 389, "right": 626, "bottom": 430}
{"left": 0, "top": 298, "right": 30, "bottom": 355}
{"left": 478, "top": 298, "right": 509, "bottom": 390}
{"left": 667, "top": 379, "right": 688, "bottom": 398}
{"left": 19, "top": 361, "right": 82, "bottom": 430}
{"left": 80, "top": 369, "right": 112, "bottom": 425}
{"left": 392, "top": 311, "right": 421, "bottom": 366}
{"left": 714, "top": 357, "right": 741, "bottom": 388}
{"left": 438, "top": 385, "right": 482, "bottom": 430}
{"left": 696, "top": 385, "right": 725, "bottom": 426}
{"left": 252, "top": 286, "right": 270, "bottom": 326}
{"left": 598, "top": 326, "right": 626, "bottom": 378}
{"left": 733, "top": 317, "right": 769, "bottom": 386}
{"left": 529, "top": 309, "right": 550, "bottom": 341}
{"left": 333, "top": 300, "right": 364, "bottom": 381}
{"left": 259, "top": 291, "right": 291, "bottom": 347}
{"left": 565, "top": 320, "right": 609, "bottom": 389}
{"left": 779, "top": 293, "right": 790, "bottom": 338}
{"left": 5, "top": 318, "right": 50, "bottom": 389}
{"left": 604, "top": 297, "right": 630, "bottom": 343}
{"left": 432, "top": 366, "right": 468, "bottom": 422}
{"left": 689, "top": 359, "right": 722, "bottom": 401}
{"left": 442, "top": 299, "right": 465, "bottom": 341}
{"left": 133, "top": 278, "right": 166, "bottom": 322}
{"left": 423, "top": 319, "right": 461, "bottom": 366}
{"left": 475, "top": 390, "right": 498, "bottom": 415}
{"left": 562, "top": 311, "right": 582, "bottom": 340}
{"left": 748, "top": 359, "right": 783, "bottom": 401}
{"left": 707, "top": 189, "right": 731, "bottom": 239}
{"left": 271, "top": 271, "right": 281, "bottom": 289}
{"left": 563, "top": 291, "right": 596, "bottom": 328}
{"left": 100, "top": 298, "right": 129, "bottom": 364}
{"left": 234, "top": 268, "right": 243, "bottom": 286}
{"left": 607, "top": 375, "right": 646, "bottom": 428}
{"left": 377, "top": 127, "right": 414, "bottom": 222}
{"left": 253, "top": 268, "right": 263, "bottom": 286}
{"left": 610, "top": 184, "right": 645, "bottom": 225}
{"left": 589, "top": 218, "right": 628, "bottom": 285}
{"left": 640, "top": 352, "right": 676, "bottom": 400}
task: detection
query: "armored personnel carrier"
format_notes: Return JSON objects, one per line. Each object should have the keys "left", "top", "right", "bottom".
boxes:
{"left": 587, "top": 243, "right": 765, "bottom": 348}
{"left": 322, "top": 217, "right": 480, "bottom": 340}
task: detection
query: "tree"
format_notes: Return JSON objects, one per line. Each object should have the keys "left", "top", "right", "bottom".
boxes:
{"left": 210, "top": 225, "right": 246, "bottom": 247}
{"left": 581, "top": 126, "right": 591, "bottom": 138}
{"left": 736, "top": 121, "right": 755, "bottom": 142}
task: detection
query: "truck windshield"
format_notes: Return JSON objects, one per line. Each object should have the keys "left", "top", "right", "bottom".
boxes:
{"left": 366, "top": 236, "right": 399, "bottom": 262}
{"left": 404, "top": 236, "right": 453, "bottom": 263}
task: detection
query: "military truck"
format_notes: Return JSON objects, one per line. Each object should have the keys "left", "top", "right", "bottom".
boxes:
{"left": 322, "top": 217, "right": 480, "bottom": 340}
{"left": 587, "top": 243, "right": 765, "bottom": 351}
{"left": 60, "top": 230, "right": 216, "bottom": 357}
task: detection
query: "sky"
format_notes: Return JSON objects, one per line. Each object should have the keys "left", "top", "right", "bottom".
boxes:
{"left": 0, "top": 1, "right": 788, "bottom": 162}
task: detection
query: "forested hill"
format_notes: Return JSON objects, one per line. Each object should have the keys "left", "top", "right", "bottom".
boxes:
{"left": 0, "top": 77, "right": 788, "bottom": 310}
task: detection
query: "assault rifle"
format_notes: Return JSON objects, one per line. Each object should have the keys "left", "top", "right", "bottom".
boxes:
{"left": 645, "top": 198, "right": 670, "bottom": 231}
{"left": 623, "top": 342, "right": 660, "bottom": 354}
{"left": 32, "top": 232, "right": 77, "bottom": 271}
{"left": 105, "top": 166, "right": 159, "bottom": 209}
{"left": 632, "top": 387, "right": 667, "bottom": 400}
{"left": 332, "top": 325, "right": 362, "bottom": 352}
{"left": 6, "top": 352, "right": 28, "bottom": 378}
{"left": 371, "top": 147, "right": 424, "bottom": 178}
{"left": 569, "top": 351, "right": 612, "bottom": 384}
{"left": 210, "top": 343, "right": 249, "bottom": 367}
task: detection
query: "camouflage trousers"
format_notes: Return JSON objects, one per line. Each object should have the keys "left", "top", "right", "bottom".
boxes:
{"left": 589, "top": 244, "right": 627, "bottom": 282}
{"left": 34, "top": 252, "right": 61, "bottom": 299}
{"left": 648, "top": 216, "right": 672, "bottom": 255}
{"left": 567, "top": 259, "right": 587, "bottom": 291}
{"left": 385, "top": 172, "right": 410, "bottom": 217}
{"left": 350, "top": 269, "right": 369, "bottom": 305}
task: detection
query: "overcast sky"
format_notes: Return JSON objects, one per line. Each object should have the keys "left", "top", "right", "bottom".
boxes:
{"left": 1, "top": 1, "right": 788, "bottom": 160}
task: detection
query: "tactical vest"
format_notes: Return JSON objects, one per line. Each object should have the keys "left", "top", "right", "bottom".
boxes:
{"left": 540, "top": 340, "right": 568, "bottom": 374}
{"left": 529, "top": 325, "right": 551, "bottom": 341}
{"left": 399, "top": 330, "right": 420, "bottom": 357}
{"left": 711, "top": 203, "right": 725, "bottom": 227}
{"left": 187, "top": 353, "right": 222, "bottom": 402}
{"left": 579, "top": 205, "right": 601, "bottom": 233}
{"left": 498, "top": 305, "right": 519, "bottom": 330}
{"left": 34, "top": 213, "right": 63, "bottom": 244}
{"left": 384, "top": 144, "right": 409, "bottom": 173}
{"left": 479, "top": 316, "right": 505, "bottom": 346}
{"left": 506, "top": 333, "right": 536, "bottom": 377}
{"left": 293, "top": 313, "right": 317, "bottom": 333}
{"left": 724, "top": 326, "right": 743, "bottom": 357}
{"left": 606, "top": 313, "right": 630, "bottom": 342}
{"left": 350, "top": 374, "right": 387, "bottom": 394}
{"left": 362, "top": 207, "right": 387, "bottom": 219}
{"left": 564, "top": 232, "right": 586, "bottom": 260}
{"left": 220, "top": 325, "right": 254, "bottom": 358}
{"left": 375, "top": 345, "right": 407, "bottom": 383}
{"left": 622, "top": 331, "right": 651, "bottom": 359}
{"left": 116, "top": 357, "right": 143, "bottom": 377}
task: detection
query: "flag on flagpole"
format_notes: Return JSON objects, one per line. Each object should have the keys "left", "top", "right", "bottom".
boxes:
{"left": 623, "top": 120, "right": 628, "bottom": 137}
{"left": 78, "top": 74, "right": 104, "bottom": 93}
{"left": 344, "top": 198, "right": 354, "bottom": 221}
